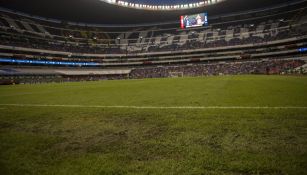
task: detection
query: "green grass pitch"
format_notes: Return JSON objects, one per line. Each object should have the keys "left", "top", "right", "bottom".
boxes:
{"left": 0, "top": 75, "right": 307, "bottom": 175}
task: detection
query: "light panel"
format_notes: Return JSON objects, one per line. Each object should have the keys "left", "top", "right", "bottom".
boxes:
{"left": 100, "top": 0, "right": 225, "bottom": 11}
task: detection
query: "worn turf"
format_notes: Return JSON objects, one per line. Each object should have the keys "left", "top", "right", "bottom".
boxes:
{"left": 0, "top": 75, "right": 307, "bottom": 175}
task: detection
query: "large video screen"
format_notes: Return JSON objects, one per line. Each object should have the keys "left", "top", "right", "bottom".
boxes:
{"left": 180, "top": 13, "right": 208, "bottom": 29}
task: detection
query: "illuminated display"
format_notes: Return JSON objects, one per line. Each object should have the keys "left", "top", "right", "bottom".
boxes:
{"left": 299, "top": 48, "right": 307, "bottom": 52}
{"left": 181, "top": 13, "right": 208, "bottom": 29}
{"left": 0, "top": 58, "right": 99, "bottom": 66}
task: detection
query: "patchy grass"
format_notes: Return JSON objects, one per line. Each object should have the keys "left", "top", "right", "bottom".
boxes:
{"left": 0, "top": 75, "right": 307, "bottom": 174}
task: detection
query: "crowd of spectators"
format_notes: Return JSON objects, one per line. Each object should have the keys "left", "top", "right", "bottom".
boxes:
{"left": 146, "top": 28, "right": 304, "bottom": 53}
{"left": 130, "top": 59, "right": 306, "bottom": 79}
{"left": 1, "top": 59, "right": 305, "bottom": 84}
{"left": 1, "top": 20, "right": 305, "bottom": 55}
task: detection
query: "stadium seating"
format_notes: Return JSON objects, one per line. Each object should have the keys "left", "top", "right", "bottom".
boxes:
{"left": 0, "top": 59, "right": 305, "bottom": 84}
{"left": 0, "top": 0, "right": 306, "bottom": 83}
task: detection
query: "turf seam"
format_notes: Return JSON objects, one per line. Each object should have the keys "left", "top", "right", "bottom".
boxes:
{"left": 0, "top": 104, "right": 306, "bottom": 109}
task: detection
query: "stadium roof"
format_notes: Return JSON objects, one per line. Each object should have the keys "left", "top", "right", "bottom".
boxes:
{"left": 0, "top": 0, "right": 295, "bottom": 24}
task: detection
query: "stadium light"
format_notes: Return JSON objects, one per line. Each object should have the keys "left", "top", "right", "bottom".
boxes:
{"left": 99, "top": 0, "right": 226, "bottom": 11}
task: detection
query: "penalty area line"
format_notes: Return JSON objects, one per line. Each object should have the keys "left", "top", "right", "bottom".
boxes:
{"left": 0, "top": 104, "right": 306, "bottom": 109}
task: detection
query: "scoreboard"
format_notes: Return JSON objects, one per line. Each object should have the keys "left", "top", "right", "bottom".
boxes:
{"left": 180, "top": 13, "right": 208, "bottom": 29}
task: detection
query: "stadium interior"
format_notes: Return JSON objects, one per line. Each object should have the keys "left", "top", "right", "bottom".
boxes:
{"left": 0, "top": 0, "right": 307, "bottom": 174}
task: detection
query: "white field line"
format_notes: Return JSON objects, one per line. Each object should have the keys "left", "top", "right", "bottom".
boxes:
{"left": 0, "top": 104, "right": 306, "bottom": 109}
